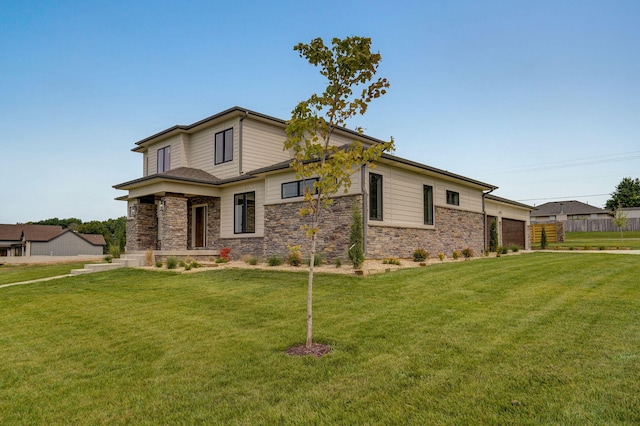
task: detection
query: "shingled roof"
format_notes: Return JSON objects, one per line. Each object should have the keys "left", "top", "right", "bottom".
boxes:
{"left": 0, "top": 224, "right": 106, "bottom": 246}
{"left": 531, "top": 200, "right": 610, "bottom": 217}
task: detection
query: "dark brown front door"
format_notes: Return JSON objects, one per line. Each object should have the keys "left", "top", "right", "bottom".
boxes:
{"left": 195, "top": 206, "right": 206, "bottom": 248}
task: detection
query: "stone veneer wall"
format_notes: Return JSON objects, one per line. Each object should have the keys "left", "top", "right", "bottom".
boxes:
{"left": 158, "top": 196, "right": 188, "bottom": 250}
{"left": 187, "top": 196, "right": 221, "bottom": 249}
{"left": 263, "top": 195, "right": 360, "bottom": 261}
{"left": 126, "top": 203, "right": 157, "bottom": 251}
{"left": 366, "top": 206, "right": 485, "bottom": 259}
{"left": 218, "top": 237, "right": 264, "bottom": 260}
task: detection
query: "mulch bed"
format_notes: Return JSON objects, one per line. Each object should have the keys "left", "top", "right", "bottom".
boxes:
{"left": 285, "top": 343, "right": 331, "bottom": 357}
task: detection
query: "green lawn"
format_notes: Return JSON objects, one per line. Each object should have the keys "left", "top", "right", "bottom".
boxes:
{"left": 545, "top": 231, "right": 640, "bottom": 250}
{"left": 1, "top": 253, "right": 639, "bottom": 424}
{"left": 0, "top": 261, "right": 95, "bottom": 285}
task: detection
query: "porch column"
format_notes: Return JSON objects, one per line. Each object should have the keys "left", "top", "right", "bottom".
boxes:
{"left": 158, "top": 195, "right": 188, "bottom": 250}
{"left": 126, "top": 202, "right": 157, "bottom": 251}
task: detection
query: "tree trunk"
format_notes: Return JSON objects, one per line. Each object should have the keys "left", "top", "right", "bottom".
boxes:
{"left": 306, "top": 232, "right": 316, "bottom": 348}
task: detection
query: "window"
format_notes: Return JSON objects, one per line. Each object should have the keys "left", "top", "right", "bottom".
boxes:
{"left": 369, "top": 173, "right": 383, "bottom": 220}
{"left": 234, "top": 192, "right": 255, "bottom": 233}
{"left": 446, "top": 190, "right": 459, "bottom": 206}
{"left": 423, "top": 185, "right": 434, "bottom": 225}
{"left": 157, "top": 146, "right": 171, "bottom": 173}
{"left": 215, "top": 128, "right": 233, "bottom": 164}
{"left": 281, "top": 178, "right": 319, "bottom": 199}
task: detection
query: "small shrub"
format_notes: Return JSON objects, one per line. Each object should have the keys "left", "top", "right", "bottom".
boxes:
{"left": 215, "top": 257, "right": 228, "bottom": 264}
{"left": 484, "top": 248, "right": 490, "bottom": 257}
{"left": 104, "top": 255, "right": 113, "bottom": 263}
{"left": 334, "top": 258, "right": 342, "bottom": 268}
{"left": 412, "top": 248, "right": 428, "bottom": 262}
{"left": 348, "top": 202, "right": 365, "bottom": 269}
{"left": 569, "top": 246, "right": 575, "bottom": 251}
{"left": 382, "top": 258, "right": 401, "bottom": 265}
{"left": 184, "top": 263, "right": 192, "bottom": 271}
{"left": 438, "top": 252, "right": 445, "bottom": 262}
{"left": 583, "top": 245, "right": 592, "bottom": 251}
{"left": 540, "top": 226, "right": 548, "bottom": 249}
{"left": 108, "top": 243, "right": 121, "bottom": 259}
{"left": 501, "top": 246, "right": 508, "bottom": 255}
{"left": 496, "top": 247, "right": 502, "bottom": 258}
{"left": 248, "top": 257, "right": 259, "bottom": 265}
{"left": 178, "top": 260, "right": 186, "bottom": 268}
{"left": 452, "top": 250, "right": 461, "bottom": 260}
{"left": 191, "top": 261, "right": 201, "bottom": 268}
{"left": 166, "top": 257, "right": 178, "bottom": 269}
{"left": 287, "top": 245, "right": 303, "bottom": 266}
{"left": 220, "top": 247, "right": 232, "bottom": 261}
{"left": 145, "top": 248, "right": 154, "bottom": 266}
{"left": 461, "top": 248, "right": 474, "bottom": 258}
{"left": 599, "top": 246, "right": 606, "bottom": 251}
{"left": 155, "top": 261, "right": 163, "bottom": 268}
{"left": 307, "top": 253, "right": 323, "bottom": 267}
{"left": 509, "top": 245, "right": 520, "bottom": 253}
{"left": 267, "top": 255, "right": 283, "bottom": 266}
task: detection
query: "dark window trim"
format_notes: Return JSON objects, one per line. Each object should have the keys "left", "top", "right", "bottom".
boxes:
{"left": 369, "top": 173, "right": 383, "bottom": 221}
{"left": 423, "top": 185, "right": 434, "bottom": 225}
{"left": 157, "top": 146, "right": 171, "bottom": 173}
{"left": 234, "top": 191, "right": 255, "bottom": 234}
{"left": 446, "top": 190, "right": 460, "bottom": 206}
{"left": 281, "top": 178, "right": 319, "bottom": 199}
{"left": 215, "top": 128, "right": 234, "bottom": 165}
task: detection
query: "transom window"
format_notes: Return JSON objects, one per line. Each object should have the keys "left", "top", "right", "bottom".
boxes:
{"left": 215, "top": 128, "right": 233, "bottom": 164}
{"left": 281, "top": 178, "right": 319, "bottom": 199}
{"left": 157, "top": 146, "right": 171, "bottom": 173}
{"left": 234, "top": 192, "right": 255, "bottom": 234}
{"left": 369, "top": 173, "right": 383, "bottom": 220}
{"left": 446, "top": 190, "right": 460, "bottom": 206}
{"left": 424, "top": 185, "right": 434, "bottom": 225}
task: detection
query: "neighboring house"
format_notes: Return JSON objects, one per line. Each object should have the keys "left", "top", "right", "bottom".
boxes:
{"left": 620, "top": 207, "right": 640, "bottom": 219}
{"left": 114, "top": 107, "right": 532, "bottom": 260}
{"left": 0, "top": 224, "right": 106, "bottom": 257}
{"left": 530, "top": 200, "right": 611, "bottom": 223}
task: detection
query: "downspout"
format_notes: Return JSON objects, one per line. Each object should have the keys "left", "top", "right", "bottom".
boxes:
{"left": 361, "top": 165, "right": 368, "bottom": 256}
{"left": 239, "top": 111, "right": 248, "bottom": 175}
{"left": 482, "top": 187, "right": 496, "bottom": 252}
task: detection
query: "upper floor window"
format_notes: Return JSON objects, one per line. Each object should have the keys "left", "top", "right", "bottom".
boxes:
{"left": 215, "top": 128, "right": 233, "bottom": 164}
{"left": 424, "top": 185, "right": 434, "bottom": 225}
{"left": 157, "top": 146, "right": 171, "bottom": 173}
{"left": 282, "top": 178, "right": 319, "bottom": 199}
{"left": 369, "top": 173, "right": 383, "bottom": 220}
{"left": 234, "top": 191, "right": 255, "bottom": 234}
{"left": 446, "top": 190, "right": 459, "bottom": 206}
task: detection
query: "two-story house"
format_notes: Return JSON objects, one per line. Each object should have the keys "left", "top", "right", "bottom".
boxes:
{"left": 114, "top": 107, "right": 531, "bottom": 260}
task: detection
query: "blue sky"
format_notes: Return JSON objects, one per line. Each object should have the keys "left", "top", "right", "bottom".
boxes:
{"left": 1, "top": 0, "right": 639, "bottom": 223}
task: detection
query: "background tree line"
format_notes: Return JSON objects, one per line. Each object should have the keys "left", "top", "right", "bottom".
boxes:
{"left": 27, "top": 217, "right": 126, "bottom": 254}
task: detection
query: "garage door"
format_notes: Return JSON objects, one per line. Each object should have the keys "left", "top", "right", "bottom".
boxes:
{"left": 502, "top": 218, "right": 525, "bottom": 248}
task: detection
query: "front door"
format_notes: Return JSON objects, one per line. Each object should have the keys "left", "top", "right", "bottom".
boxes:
{"left": 194, "top": 206, "right": 207, "bottom": 248}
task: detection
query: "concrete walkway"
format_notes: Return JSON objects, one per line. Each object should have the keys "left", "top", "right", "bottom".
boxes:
{"left": 0, "top": 274, "right": 73, "bottom": 289}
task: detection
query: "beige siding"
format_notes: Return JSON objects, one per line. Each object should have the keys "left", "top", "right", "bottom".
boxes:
{"left": 264, "top": 170, "right": 362, "bottom": 205}
{"left": 146, "top": 134, "right": 184, "bottom": 174}
{"left": 242, "top": 119, "right": 290, "bottom": 173}
{"left": 366, "top": 164, "right": 483, "bottom": 229}
{"left": 189, "top": 118, "right": 239, "bottom": 179}
{"left": 219, "top": 181, "right": 265, "bottom": 238}
{"left": 485, "top": 200, "right": 531, "bottom": 224}
{"left": 436, "top": 180, "right": 483, "bottom": 213}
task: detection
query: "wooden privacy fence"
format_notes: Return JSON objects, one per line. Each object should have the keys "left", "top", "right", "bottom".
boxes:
{"left": 530, "top": 223, "right": 565, "bottom": 243}
{"left": 563, "top": 218, "right": 640, "bottom": 232}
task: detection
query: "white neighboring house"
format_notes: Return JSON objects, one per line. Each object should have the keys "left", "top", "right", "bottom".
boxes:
{"left": 114, "top": 107, "right": 532, "bottom": 260}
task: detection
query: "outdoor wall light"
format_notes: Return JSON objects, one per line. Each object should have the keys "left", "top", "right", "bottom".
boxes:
{"left": 159, "top": 200, "right": 165, "bottom": 211}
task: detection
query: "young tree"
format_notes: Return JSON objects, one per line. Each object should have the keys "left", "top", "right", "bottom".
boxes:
{"left": 348, "top": 202, "right": 364, "bottom": 269}
{"left": 489, "top": 219, "right": 498, "bottom": 252}
{"left": 284, "top": 36, "right": 395, "bottom": 349}
{"left": 605, "top": 177, "right": 640, "bottom": 210}
{"left": 612, "top": 207, "right": 628, "bottom": 242}
{"left": 540, "top": 226, "right": 548, "bottom": 249}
